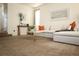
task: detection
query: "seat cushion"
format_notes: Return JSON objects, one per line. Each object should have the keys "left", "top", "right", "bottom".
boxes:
{"left": 54, "top": 31, "right": 79, "bottom": 37}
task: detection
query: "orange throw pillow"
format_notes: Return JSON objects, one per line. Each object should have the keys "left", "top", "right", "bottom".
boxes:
{"left": 38, "top": 25, "right": 44, "bottom": 31}
{"left": 69, "top": 21, "right": 76, "bottom": 31}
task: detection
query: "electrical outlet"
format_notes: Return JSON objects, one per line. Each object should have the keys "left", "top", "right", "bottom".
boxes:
{"left": 13, "top": 30, "right": 16, "bottom": 32}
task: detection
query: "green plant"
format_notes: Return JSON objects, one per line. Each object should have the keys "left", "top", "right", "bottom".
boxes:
{"left": 28, "top": 25, "right": 35, "bottom": 31}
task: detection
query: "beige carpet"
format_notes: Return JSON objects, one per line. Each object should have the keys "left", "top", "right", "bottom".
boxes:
{"left": 0, "top": 35, "right": 79, "bottom": 56}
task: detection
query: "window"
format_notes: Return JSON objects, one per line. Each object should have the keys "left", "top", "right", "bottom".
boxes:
{"left": 35, "top": 9, "right": 40, "bottom": 26}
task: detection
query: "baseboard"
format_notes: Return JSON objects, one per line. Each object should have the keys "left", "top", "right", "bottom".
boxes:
{"left": 0, "top": 33, "right": 12, "bottom": 37}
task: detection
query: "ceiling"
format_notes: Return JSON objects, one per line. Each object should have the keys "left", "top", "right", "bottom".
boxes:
{"left": 28, "top": 3, "right": 43, "bottom": 7}
{"left": 21, "top": 3, "right": 44, "bottom": 8}
{"left": 0, "top": 3, "right": 44, "bottom": 8}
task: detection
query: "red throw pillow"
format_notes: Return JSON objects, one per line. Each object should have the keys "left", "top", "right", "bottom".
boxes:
{"left": 69, "top": 21, "right": 76, "bottom": 31}
{"left": 38, "top": 25, "right": 44, "bottom": 31}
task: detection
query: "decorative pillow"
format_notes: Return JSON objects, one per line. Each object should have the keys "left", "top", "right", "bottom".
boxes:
{"left": 38, "top": 25, "right": 45, "bottom": 31}
{"left": 69, "top": 21, "right": 76, "bottom": 31}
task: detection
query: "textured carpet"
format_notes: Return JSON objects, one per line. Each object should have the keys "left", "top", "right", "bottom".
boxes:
{"left": 0, "top": 35, "right": 79, "bottom": 56}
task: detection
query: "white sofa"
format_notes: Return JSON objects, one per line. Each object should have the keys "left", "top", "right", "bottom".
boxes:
{"left": 35, "top": 19, "right": 79, "bottom": 45}
{"left": 34, "top": 20, "right": 71, "bottom": 38}
{"left": 53, "top": 31, "right": 79, "bottom": 45}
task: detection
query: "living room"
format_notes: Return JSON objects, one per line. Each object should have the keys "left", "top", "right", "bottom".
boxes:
{"left": 0, "top": 3, "right": 79, "bottom": 56}
{"left": 6, "top": 3, "right": 79, "bottom": 35}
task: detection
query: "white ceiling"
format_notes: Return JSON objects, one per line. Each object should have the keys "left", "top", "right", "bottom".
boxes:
{"left": 28, "top": 3, "right": 43, "bottom": 7}
{"left": 0, "top": 3, "right": 44, "bottom": 8}
{"left": 22, "top": 3, "right": 44, "bottom": 7}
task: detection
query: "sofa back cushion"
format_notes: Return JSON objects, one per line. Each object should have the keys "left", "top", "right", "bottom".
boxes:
{"left": 48, "top": 20, "right": 71, "bottom": 31}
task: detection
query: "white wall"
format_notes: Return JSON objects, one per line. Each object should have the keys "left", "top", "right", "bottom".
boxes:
{"left": 8, "top": 4, "right": 34, "bottom": 35}
{"left": 38, "top": 3, "right": 79, "bottom": 31}
{"left": 8, "top": 3, "right": 79, "bottom": 35}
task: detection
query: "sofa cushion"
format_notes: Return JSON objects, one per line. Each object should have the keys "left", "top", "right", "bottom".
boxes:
{"left": 49, "top": 20, "right": 70, "bottom": 31}
{"left": 68, "top": 21, "right": 76, "bottom": 31}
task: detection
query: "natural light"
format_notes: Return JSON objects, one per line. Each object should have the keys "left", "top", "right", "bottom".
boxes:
{"left": 35, "top": 9, "right": 40, "bottom": 26}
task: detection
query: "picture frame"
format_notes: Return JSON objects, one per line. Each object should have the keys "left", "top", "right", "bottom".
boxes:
{"left": 51, "top": 9, "right": 68, "bottom": 19}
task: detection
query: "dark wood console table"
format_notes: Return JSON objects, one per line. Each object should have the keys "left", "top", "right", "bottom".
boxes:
{"left": 17, "top": 25, "right": 28, "bottom": 36}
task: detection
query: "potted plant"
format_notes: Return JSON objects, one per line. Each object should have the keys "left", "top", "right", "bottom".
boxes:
{"left": 28, "top": 25, "right": 35, "bottom": 32}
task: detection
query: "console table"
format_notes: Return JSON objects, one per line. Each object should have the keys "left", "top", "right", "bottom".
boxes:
{"left": 17, "top": 25, "right": 28, "bottom": 35}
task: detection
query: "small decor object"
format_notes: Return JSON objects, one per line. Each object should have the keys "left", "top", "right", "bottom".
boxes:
{"left": 26, "top": 24, "right": 29, "bottom": 27}
{"left": 19, "top": 13, "right": 24, "bottom": 25}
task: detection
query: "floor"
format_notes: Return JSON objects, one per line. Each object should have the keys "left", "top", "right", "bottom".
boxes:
{"left": 0, "top": 35, "right": 79, "bottom": 56}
